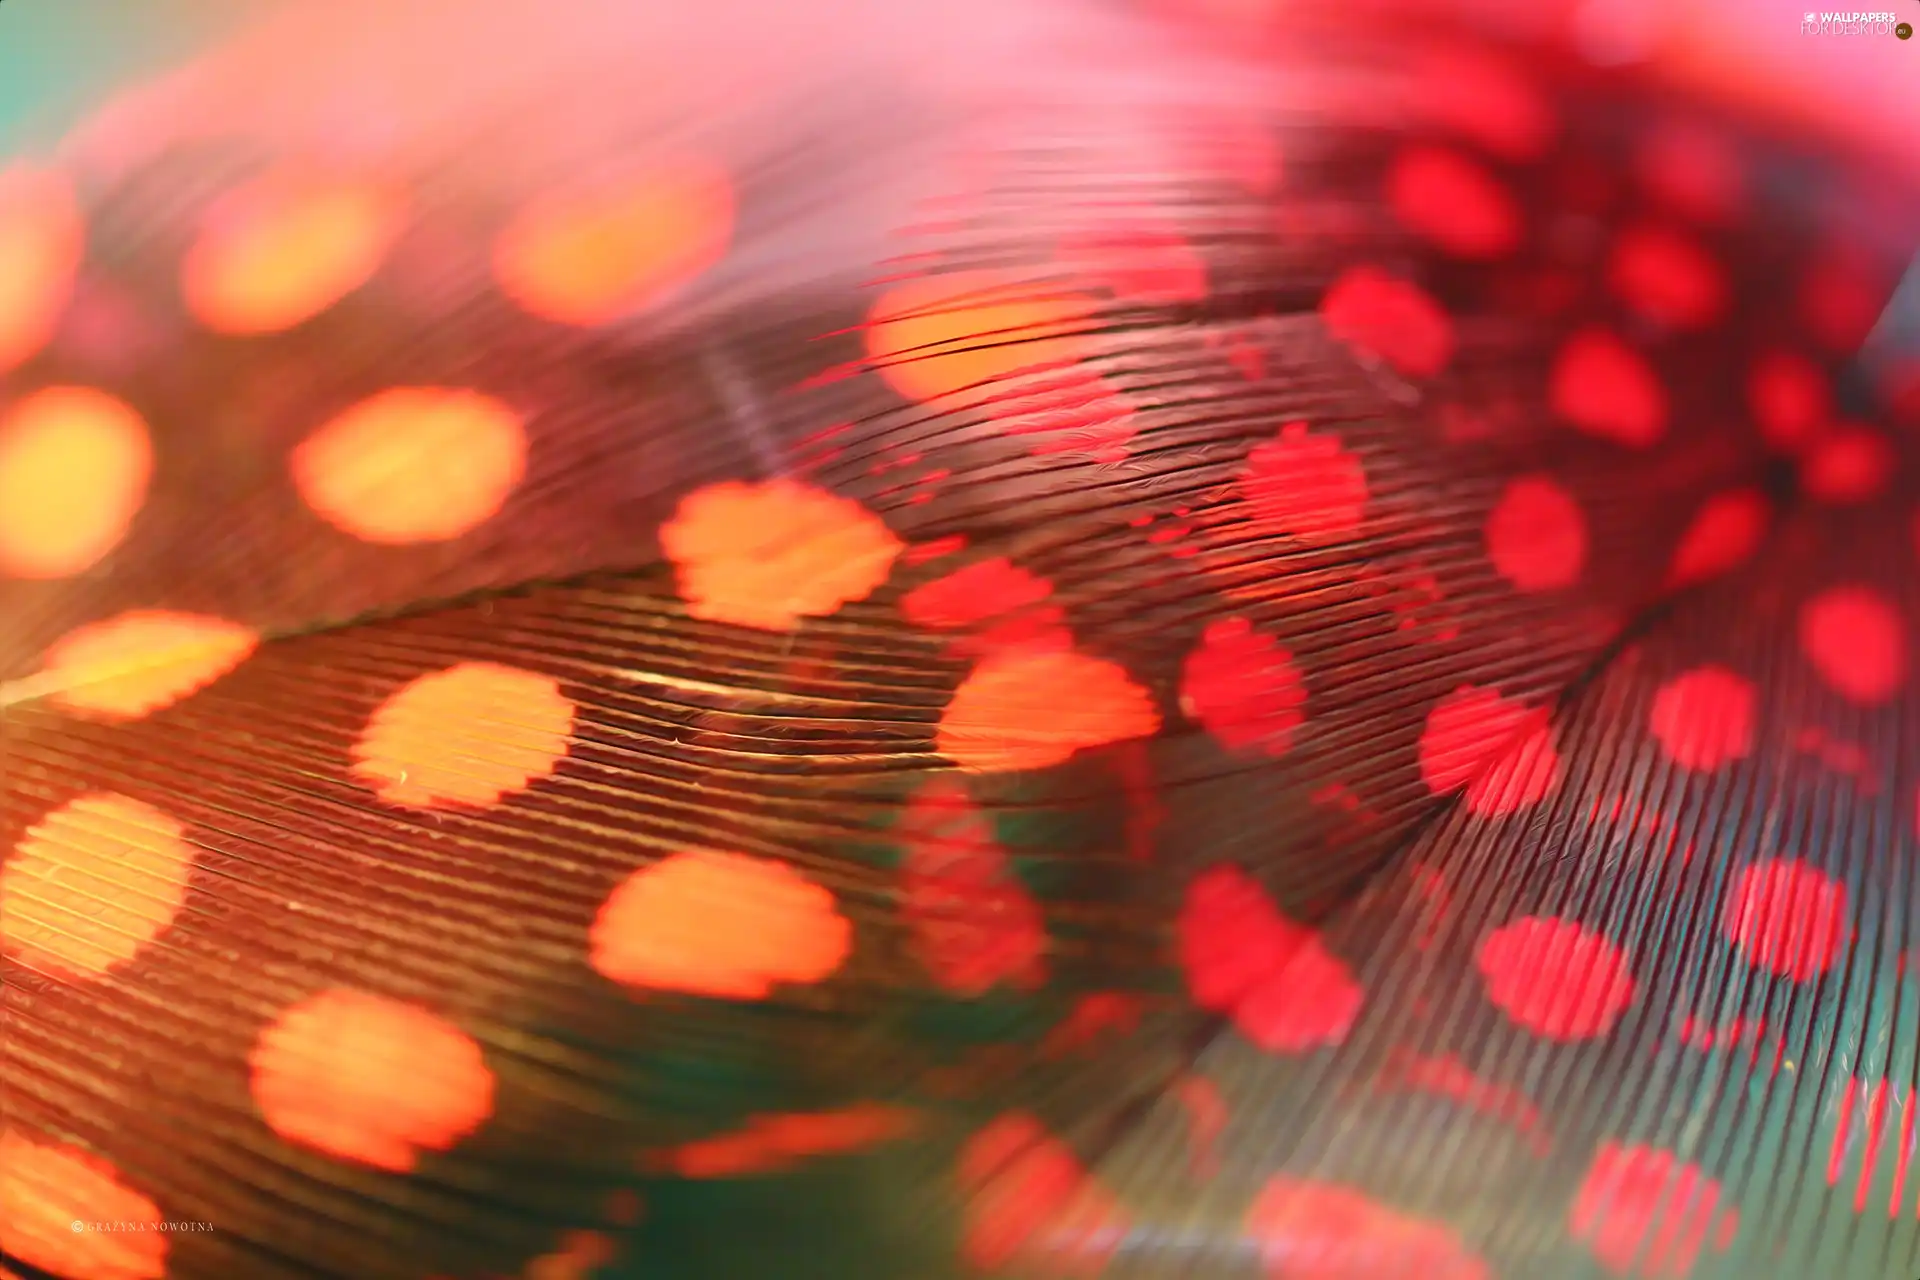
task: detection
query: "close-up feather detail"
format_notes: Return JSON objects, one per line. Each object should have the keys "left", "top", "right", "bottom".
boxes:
{"left": 1, "top": 0, "right": 1918, "bottom": 1277}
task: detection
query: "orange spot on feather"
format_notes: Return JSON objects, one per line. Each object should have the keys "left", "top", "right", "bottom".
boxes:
{"left": 662, "top": 480, "right": 902, "bottom": 632}
{"left": 0, "top": 1134, "right": 167, "bottom": 1280}
{"left": 938, "top": 650, "right": 1160, "bottom": 773}
{"left": 655, "top": 1105, "right": 918, "bottom": 1178}
{"left": 292, "top": 387, "right": 526, "bottom": 544}
{"left": 590, "top": 849, "right": 851, "bottom": 1000}
{"left": 39, "top": 610, "right": 258, "bottom": 720}
{"left": 494, "top": 161, "right": 734, "bottom": 325}
{"left": 183, "top": 170, "right": 400, "bottom": 333}
{"left": 0, "top": 386, "right": 151, "bottom": 579}
{"left": 865, "top": 273, "right": 1096, "bottom": 406}
{"left": 3, "top": 794, "right": 193, "bottom": 979}
{"left": 0, "top": 166, "right": 83, "bottom": 372}
{"left": 249, "top": 990, "right": 495, "bottom": 1172}
{"left": 352, "top": 663, "right": 576, "bottom": 809}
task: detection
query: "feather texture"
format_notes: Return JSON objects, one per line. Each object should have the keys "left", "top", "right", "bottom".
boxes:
{"left": 1, "top": 1, "right": 1917, "bottom": 1277}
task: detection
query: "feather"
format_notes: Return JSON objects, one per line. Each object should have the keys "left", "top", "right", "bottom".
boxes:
{"left": 1, "top": 1, "right": 1917, "bottom": 1277}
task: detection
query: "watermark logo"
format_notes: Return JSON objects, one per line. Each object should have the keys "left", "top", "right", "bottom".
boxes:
{"left": 1802, "top": 9, "right": 1905, "bottom": 34}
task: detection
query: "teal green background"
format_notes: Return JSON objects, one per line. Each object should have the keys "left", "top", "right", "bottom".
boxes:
{"left": 0, "top": 0, "right": 285, "bottom": 154}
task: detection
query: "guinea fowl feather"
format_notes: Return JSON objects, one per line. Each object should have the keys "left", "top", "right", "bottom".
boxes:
{"left": 1, "top": 1, "right": 1918, "bottom": 1277}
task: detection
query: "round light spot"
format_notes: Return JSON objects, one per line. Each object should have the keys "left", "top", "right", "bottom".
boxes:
{"left": 1244, "top": 1176, "right": 1493, "bottom": 1280}
{"left": 899, "top": 779, "right": 1047, "bottom": 996}
{"left": 663, "top": 1104, "right": 918, "bottom": 1178}
{"left": 0, "top": 166, "right": 83, "bottom": 373}
{"left": 1477, "top": 917, "right": 1637, "bottom": 1041}
{"left": 1649, "top": 667, "right": 1756, "bottom": 772}
{"left": 493, "top": 160, "right": 734, "bottom": 326}
{"left": 1387, "top": 146, "right": 1521, "bottom": 260}
{"left": 0, "top": 1133, "right": 166, "bottom": 1280}
{"left": 0, "top": 386, "right": 151, "bottom": 579}
{"left": 291, "top": 387, "right": 526, "bottom": 544}
{"left": 1550, "top": 327, "right": 1668, "bottom": 448}
{"left": 1800, "top": 426, "right": 1893, "bottom": 504}
{"left": 1320, "top": 265, "right": 1454, "bottom": 378}
{"left": 181, "top": 171, "right": 400, "bottom": 334}
{"left": 249, "top": 989, "right": 495, "bottom": 1172}
{"left": 590, "top": 849, "right": 851, "bottom": 1000}
{"left": 351, "top": 662, "right": 576, "bottom": 808}
{"left": 1177, "top": 865, "right": 1363, "bottom": 1053}
{"left": 937, "top": 649, "right": 1160, "bottom": 773}
{"left": 864, "top": 272, "right": 1096, "bottom": 406}
{"left": 1745, "top": 350, "right": 1830, "bottom": 452}
{"left": 660, "top": 480, "right": 902, "bottom": 632}
{"left": 40, "top": 610, "right": 258, "bottom": 720}
{"left": 1465, "top": 719, "right": 1560, "bottom": 817}
{"left": 1666, "top": 489, "right": 1768, "bottom": 587}
{"left": 1799, "top": 586, "right": 1906, "bottom": 705}
{"left": 904, "top": 864, "right": 1046, "bottom": 998}
{"left": 1486, "top": 475, "right": 1587, "bottom": 592}
{"left": 1722, "top": 858, "right": 1849, "bottom": 982}
{"left": 1419, "top": 686, "right": 1561, "bottom": 816}
{"left": 1179, "top": 865, "right": 1294, "bottom": 1012}
{"left": 957, "top": 1113, "right": 1127, "bottom": 1274}
{"left": 1238, "top": 421, "right": 1369, "bottom": 543}
{"left": 1570, "top": 1142, "right": 1737, "bottom": 1277}
{"left": 1179, "top": 617, "right": 1308, "bottom": 757}
{"left": 2, "top": 793, "right": 192, "bottom": 979}
{"left": 1232, "top": 934, "right": 1365, "bottom": 1054}
{"left": 1607, "top": 224, "right": 1726, "bottom": 330}
{"left": 900, "top": 557, "right": 1064, "bottom": 647}
{"left": 1420, "top": 686, "right": 1531, "bottom": 794}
